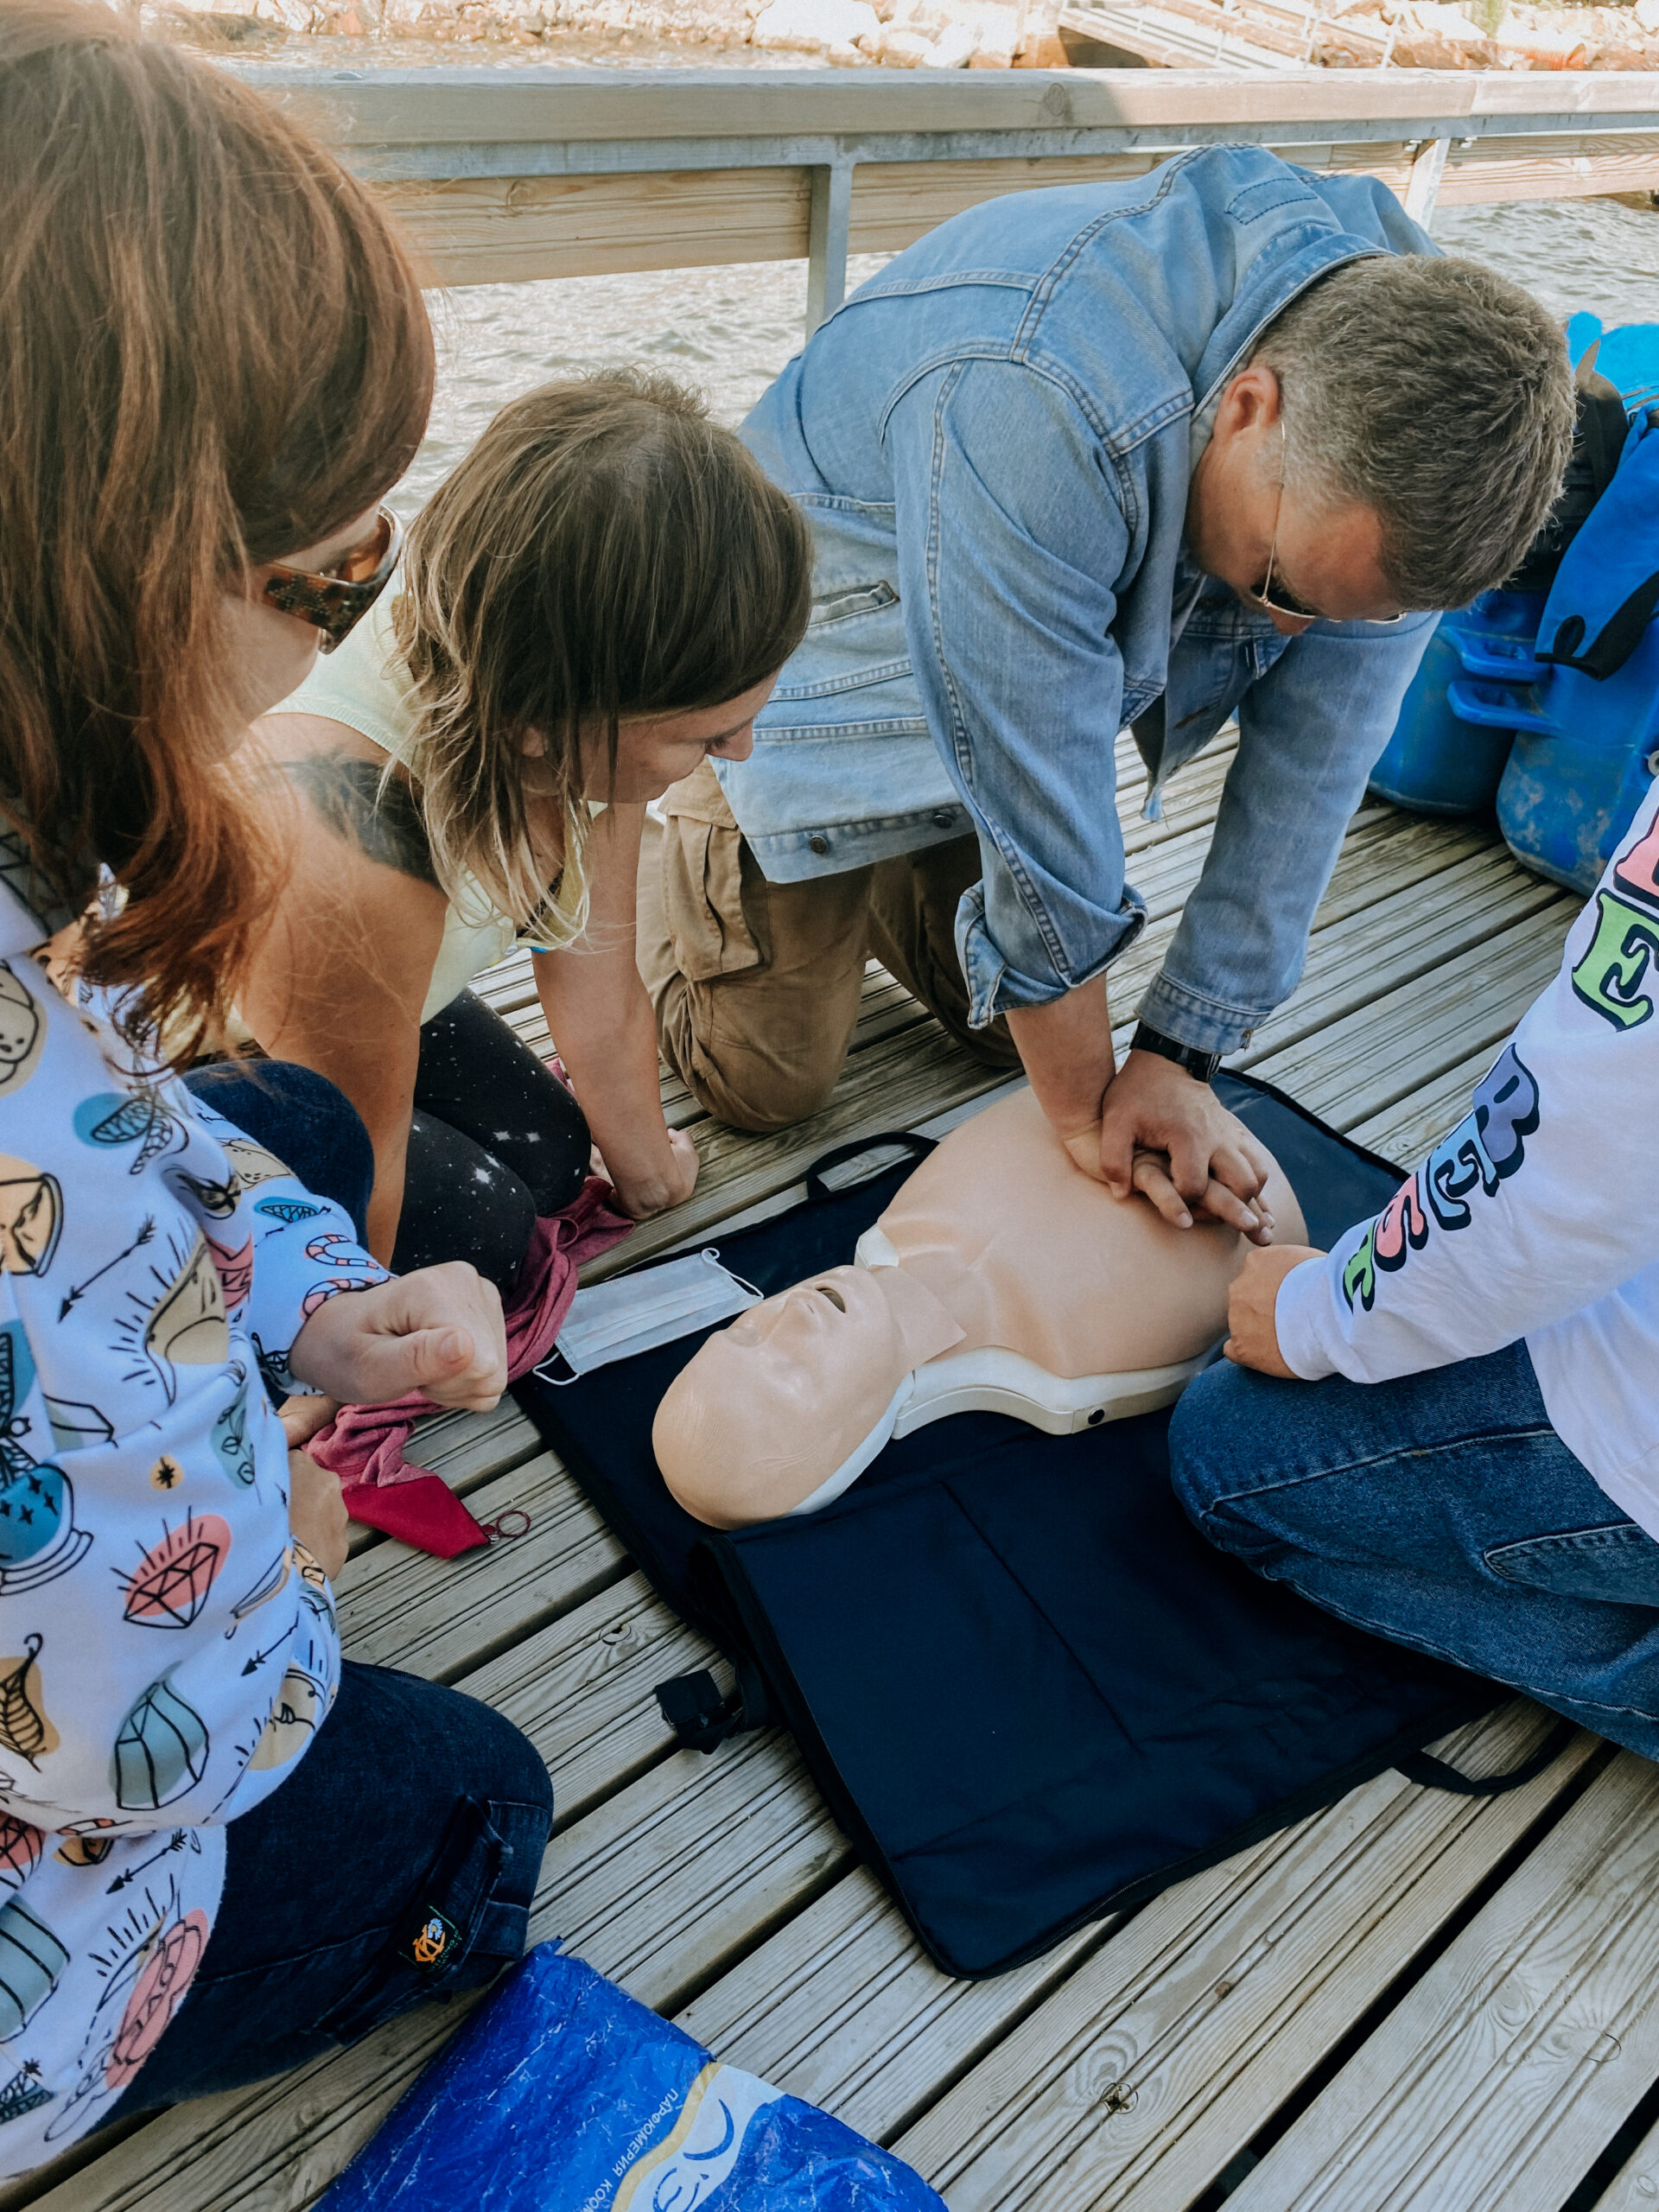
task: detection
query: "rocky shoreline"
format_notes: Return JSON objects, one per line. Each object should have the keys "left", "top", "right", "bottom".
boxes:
{"left": 154, "top": 0, "right": 1658, "bottom": 69}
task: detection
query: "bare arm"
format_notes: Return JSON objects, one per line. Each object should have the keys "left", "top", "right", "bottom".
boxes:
{"left": 536, "top": 803, "right": 697, "bottom": 1220}
{"left": 239, "top": 712, "right": 447, "bottom": 1264}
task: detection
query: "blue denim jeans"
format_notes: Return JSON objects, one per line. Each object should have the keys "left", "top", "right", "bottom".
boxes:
{"left": 1168, "top": 1341, "right": 1659, "bottom": 1760}
{"left": 103, "top": 1662, "right": 553, "bottom": 2115}
{"left": 184, "top": 1059, "right": 376, "bottom": 1246}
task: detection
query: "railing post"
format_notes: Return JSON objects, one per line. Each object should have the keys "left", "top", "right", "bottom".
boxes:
{"left": 1403, "top": 135, "right": 1450, "bottom": 231}
{"left": 806, "top": 154, "right": 855, "bottom": 340}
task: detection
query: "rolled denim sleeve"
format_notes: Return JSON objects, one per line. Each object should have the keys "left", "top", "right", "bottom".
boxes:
{"left": 887, "top": 359, "right": 1147, "bottom": 1025}
{"left": 1141, "top": 610, "right": 1437, "bottom": 1053}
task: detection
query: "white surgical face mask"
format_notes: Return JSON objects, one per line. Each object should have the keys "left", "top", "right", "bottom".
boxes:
{"left": 536, "top": 1249, "right": 761, "bottom": 1384}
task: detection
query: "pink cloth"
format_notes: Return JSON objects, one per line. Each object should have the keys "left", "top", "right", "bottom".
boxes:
{"left": 308, "top": 1176, "right": 633, "bottom": 1557}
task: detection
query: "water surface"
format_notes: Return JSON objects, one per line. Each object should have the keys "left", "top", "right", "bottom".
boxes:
{"left": 398, "top": 195, "right": 1659, "bottom": 508}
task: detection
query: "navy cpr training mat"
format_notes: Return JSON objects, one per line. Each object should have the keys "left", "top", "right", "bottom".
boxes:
{"left": 519, "top": 1072, "right": 1549, "bottom": 1980}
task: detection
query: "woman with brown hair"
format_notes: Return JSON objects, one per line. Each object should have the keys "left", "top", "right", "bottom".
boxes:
{"left": 242, "top": 371, "right": 812, "bottom": 1287}
{"left": 0, "top": 5, "right": 550, "bottom": 2169}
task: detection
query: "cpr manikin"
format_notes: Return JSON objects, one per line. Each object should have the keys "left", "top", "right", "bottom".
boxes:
{"left": 654, "top": 1087, "right": 1306, "bottom": 1528}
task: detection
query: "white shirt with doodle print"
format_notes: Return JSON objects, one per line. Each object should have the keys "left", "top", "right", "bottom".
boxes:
{"left": 1275, "top": 775, "right": 1659, "bottom": 1535}
{"left": 0, "top": 868, "right": 388, "bottom": 2172}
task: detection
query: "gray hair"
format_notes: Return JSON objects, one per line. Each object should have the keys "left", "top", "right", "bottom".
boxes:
{"left": 1249, "top": 254, "right": 1574, "bottom": 610}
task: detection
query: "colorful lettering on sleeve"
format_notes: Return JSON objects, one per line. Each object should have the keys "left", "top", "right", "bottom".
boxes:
{"left": 1343, "top": 1044, "right": 1539, "bottom": 1310}
{"left": 1570, "top": 892, "right": 1659, "bottom": 1032}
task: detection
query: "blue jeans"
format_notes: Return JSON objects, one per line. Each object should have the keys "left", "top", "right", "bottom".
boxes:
{"left": 184, "top": 1059, "right": 376, "bottom": 1246}
{"left": 1168, "top": 1341, "right": 1659, "bottom": 1760}
{"left": 103, "top": 1662, "right": 553, "bottom": 2115}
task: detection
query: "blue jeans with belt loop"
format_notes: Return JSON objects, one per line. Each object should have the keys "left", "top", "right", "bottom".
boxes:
{"left": 1167, "top": 1339, "right": 1659, "bottom": 1760}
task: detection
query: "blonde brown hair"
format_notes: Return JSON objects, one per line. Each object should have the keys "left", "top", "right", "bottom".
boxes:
{"left": 392, "top": 370, "right": 812, "bottom": 936}
{"left": 0, "top": 2, "right": 434, "bottom": 1051}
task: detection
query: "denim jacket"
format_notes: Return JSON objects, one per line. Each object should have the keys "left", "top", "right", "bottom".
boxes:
{"left": 722, "top": 146, "right": 1438, "bottom": 1052}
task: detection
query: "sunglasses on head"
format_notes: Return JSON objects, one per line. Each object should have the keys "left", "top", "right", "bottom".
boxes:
{"left": 261, "top": 505, "right": 404, "bottom": 653}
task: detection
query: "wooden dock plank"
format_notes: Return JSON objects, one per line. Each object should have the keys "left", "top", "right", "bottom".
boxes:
{"left": 34, "top": 794, "right": 1619, "bottom": 2212}
{"left": 1255, "top": 902, "right": 1573, "bottom": 1132}
{"left": 1593, "top": 2103, "right": 1659, "bottom": 2210}
{"left": 334, "top": 1449, "right": 625, "bottom": 1680}
{"left": 1347, "top": 1039, "right": 1511, "bottom": 1167}
{"left": 1234, "top": 847, "right": 1565, "bottom": 1072}
{"left": 456, "top": 1570, "right": 719, "bottom": 1830}
{"left": 535, "top": 1732, "right": 852, "bottom": 2010}
{"left": 18, "top": 1999, "right": 485, "bottom": 2212}
{"left": 1225, "top": 1751, "right": 1659, "bottom": 2212}
{"left": 894, "top": 1707, "right": 1593, "bottom": 2212}
{"left": 674, "top": 1868, "right": 1112, "bottom": 2145}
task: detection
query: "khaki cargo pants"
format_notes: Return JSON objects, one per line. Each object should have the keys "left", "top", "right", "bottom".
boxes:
{"left": 638, "top": 760, "right": 1020, "bottom": 1133}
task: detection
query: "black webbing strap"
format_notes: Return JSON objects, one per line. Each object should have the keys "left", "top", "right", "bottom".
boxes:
{"left": 1396, "top": 1716, "right": 1576, "bottom": 1798}
{"left": 654, "top": 1654, "right": 779, "bottom": 1754}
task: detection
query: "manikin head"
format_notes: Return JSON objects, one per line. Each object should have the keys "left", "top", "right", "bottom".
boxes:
{"left": 654, "top": 1263, "right": 963, "bottom": 1529}
{"left": 654, "top": 1090, "right": 1309, "bottom": 1529}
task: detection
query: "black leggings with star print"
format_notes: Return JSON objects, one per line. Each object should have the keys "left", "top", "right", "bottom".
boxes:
{"left": 394, "top": 988, "right": 591, "bottom": 1291}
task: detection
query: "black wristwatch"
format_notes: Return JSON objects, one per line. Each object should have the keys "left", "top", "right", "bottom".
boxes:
{"left": 1129, "top": 1021, "right": 1223, "bottom": 1086}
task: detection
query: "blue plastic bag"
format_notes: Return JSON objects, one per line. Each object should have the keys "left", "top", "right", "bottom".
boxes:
{"left": 316, "top": 1946, "right": 945, "bottom": 2211}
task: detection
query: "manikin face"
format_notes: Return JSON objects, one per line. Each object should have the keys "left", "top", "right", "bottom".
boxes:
{"left": 653, "top": 1264, "right": 960, "bottom": 1529}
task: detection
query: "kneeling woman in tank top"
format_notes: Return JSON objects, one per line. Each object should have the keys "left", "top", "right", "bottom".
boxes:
{"left": 242, "top": 376, "right": 810, "bottom": 1285}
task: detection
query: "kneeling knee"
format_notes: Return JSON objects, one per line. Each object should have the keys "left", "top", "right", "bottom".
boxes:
{"left": 684, "top": 1046, "right": 843, "bottom": 1135}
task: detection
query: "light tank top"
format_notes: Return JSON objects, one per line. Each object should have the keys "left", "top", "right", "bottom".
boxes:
{"left": 266, "top": 597, "right": 589, "bottom": 1021}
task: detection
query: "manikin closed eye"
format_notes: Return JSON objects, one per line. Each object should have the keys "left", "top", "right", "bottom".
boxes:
{"left": 652, "top": 1088, "right": 1306, "bottom": 1529}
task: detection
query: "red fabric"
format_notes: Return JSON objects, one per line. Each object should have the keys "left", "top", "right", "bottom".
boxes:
{"left": 308, "top": 1176, "right": 632, "bottom": 1555}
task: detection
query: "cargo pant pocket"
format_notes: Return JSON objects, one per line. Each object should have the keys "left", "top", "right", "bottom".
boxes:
{"left": 660, "top": 764, "right": 763, "bottom": 986}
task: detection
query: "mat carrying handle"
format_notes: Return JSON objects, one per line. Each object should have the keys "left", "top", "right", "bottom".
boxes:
{"left": 805, "top": 1129, "right": 936, "bottom": 1205}
{"left": 1396, "top": 1716, "right": 1575, "bottom": 1798}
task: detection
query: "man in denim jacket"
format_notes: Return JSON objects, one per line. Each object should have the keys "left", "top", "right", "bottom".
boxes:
{"left": 639, "top": 147, "right": 1571, "bottom": 1236}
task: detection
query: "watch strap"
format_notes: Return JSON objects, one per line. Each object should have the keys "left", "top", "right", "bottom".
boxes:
{"left": 1129, "top": 1022, "right": 1223, "bottom": 1085}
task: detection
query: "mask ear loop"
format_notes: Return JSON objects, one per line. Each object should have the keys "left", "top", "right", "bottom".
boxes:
{"left": 479, "top": 1508, "right": 532, "bottom": 1543}
{"left": 702, "top": 1248, "right": 764, "bottom": 1304}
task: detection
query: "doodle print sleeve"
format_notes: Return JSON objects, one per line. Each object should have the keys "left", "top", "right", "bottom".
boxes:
{"left": 0, "top": 880, "right": 384, "bottom": 2170}
{"left": 179, "top": 1087, "right": 390, "bottom": 1405}
{"left": 1274, "top": 780, "right": 1659, "bottom": 1395}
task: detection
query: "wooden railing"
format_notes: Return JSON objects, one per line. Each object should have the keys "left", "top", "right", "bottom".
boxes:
{"left": 242, "top": 65, "right": 1659, "bottom": 328}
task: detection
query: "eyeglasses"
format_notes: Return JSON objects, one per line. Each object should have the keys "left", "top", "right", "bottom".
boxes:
{"left": 1241, "top": 424, "right": 1404, "bottom": 631}
{"left": 261, "top": 505, "right": 404, "bottom": 653}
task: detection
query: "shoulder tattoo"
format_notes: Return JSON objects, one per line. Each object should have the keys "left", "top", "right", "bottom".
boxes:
{"left": 283, "top": 755, "right": 439, "bottom": 887}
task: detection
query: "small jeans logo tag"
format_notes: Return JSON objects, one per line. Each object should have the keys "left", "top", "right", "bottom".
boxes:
{"left": 402, "top": 1904, "right": 460, "bottom": 1970}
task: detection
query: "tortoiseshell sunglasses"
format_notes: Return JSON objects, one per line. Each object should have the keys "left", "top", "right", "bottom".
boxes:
{"left": 261, "top": 505, "right": 404, "bottom": 653}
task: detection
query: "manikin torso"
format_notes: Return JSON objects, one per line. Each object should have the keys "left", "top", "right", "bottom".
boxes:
{"left": 654, "top": 1088, "right": 1306, "bottom": 1528}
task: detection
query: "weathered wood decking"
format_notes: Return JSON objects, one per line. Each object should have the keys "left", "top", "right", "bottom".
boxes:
{"left": 17, "top": 728, "right": 1658, "bottom": 2212}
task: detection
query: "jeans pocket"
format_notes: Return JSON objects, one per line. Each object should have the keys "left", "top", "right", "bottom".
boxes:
{"left": 315, "top": 1795, "right": 524, "bottom": 2044}
{"left": 1485, "top": 1520, "right": 1659, "bottom": 1606}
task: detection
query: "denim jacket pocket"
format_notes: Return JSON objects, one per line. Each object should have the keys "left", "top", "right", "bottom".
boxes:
{"left": 1484, "top": 1520, "right": 1659, "bottom": 1607}
{"left": 810, "top": 581, "right": 899, "bottom": 628}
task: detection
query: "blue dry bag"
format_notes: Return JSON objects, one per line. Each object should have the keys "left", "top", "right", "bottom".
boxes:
{"left": 316, "top": 1945, "right": 944, "bottom": 2212}
{"left": 1535, "top": 408, "right": 1659, "bottom": 683}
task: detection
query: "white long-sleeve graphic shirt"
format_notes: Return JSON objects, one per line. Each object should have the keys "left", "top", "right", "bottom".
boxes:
{"left": 0, "top": 854, "right": 387, "bottom": 2171}
{"left": 1276, "top": 777, "right": 1659, "bottom": 1532}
